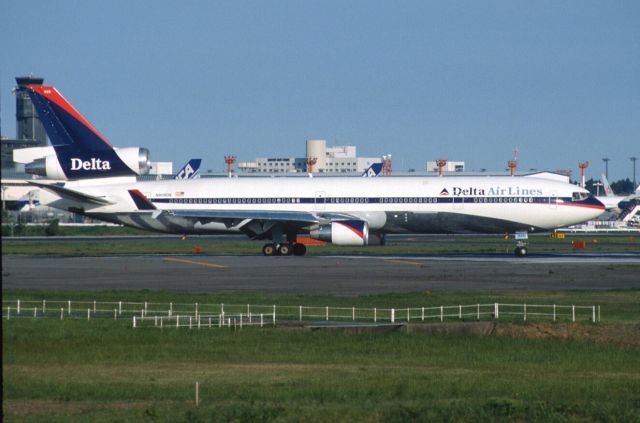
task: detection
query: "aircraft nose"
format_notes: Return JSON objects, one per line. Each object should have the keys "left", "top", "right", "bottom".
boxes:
{"left": 588, "top": 195, "right": 606, "bottom": 218}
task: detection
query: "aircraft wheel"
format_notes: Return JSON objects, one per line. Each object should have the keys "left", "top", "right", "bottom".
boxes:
{"left": 262, "top": 243, "right": 276, "bottom": 256}
{"left": 514, "top": 246, "right": 528, "bottom": 257}
{"left": 292, "top": 243, "right": 307, "bottom": 256}
{"left": 277, "top": 243, "right": 292, "bottom": 256}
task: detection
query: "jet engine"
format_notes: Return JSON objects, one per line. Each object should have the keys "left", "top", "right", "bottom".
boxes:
{"left": 24, "top": 147, "right": 150, "bottom": 179}
{"left": 113, "top": 147, "right": 151, "bottom": 176}
{"left": 309, "top": 220, "right": 369, "bottom": 246}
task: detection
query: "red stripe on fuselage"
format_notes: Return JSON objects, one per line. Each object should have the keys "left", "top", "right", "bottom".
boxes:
{"left": 26, "top": 86, "right": 112, "bottom": 147}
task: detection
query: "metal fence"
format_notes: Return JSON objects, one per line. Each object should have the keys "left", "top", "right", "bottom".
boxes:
{"left": 2, "top": 299, "right": 600, "bottom": 328}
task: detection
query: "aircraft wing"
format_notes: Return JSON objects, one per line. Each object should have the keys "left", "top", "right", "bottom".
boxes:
{"left": 171, "top": 210, "right": 361, "bottom": 240}
{"left": 173, "top": 210, "right": 320, "bottom": 224}
{"left": 28, "top": 181, "right": 113, "bottom": 205}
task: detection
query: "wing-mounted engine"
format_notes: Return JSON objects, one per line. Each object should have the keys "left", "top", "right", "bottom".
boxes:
{"left": 309, "top": 220, "right": 369, "bottom": 246}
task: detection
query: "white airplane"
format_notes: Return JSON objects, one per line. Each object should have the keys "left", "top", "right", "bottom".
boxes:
{"left": 25, "top": 85, "right": 606, "bottom": 257}
{"left": 597, "top": 174, "right": 639, "bottom": 212}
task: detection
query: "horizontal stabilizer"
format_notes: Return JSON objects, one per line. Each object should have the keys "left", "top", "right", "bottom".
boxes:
{"left": 128, "top": 190, "right": 157, "bottom": 210}
{"left": 28, "top": 181, "right": 113, "bottom": 205}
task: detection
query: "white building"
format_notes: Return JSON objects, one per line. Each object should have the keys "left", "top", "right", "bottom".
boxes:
{"left": 238, "top": 139, "right": 382, "bottom": 174}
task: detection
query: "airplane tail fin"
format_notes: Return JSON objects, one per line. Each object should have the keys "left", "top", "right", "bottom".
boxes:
{"left": 175, "top": 159, "right": 202, "bottom": 180}
{"left": 25, "top": 86, "right": 147, "bottom": 179}
{"left": 362, "top": 163, "right": 383, "bottom": 177}
{"left": 601, "top": 173, "right": 615, "bottom": 196}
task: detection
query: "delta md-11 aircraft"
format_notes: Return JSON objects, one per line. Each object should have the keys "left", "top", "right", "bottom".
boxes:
{"left": 25, "top": 86, "right": 605, "bottom": 256}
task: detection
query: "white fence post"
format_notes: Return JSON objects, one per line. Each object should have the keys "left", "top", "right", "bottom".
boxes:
{"left": 459, "top": 305, "right": 462, "bottom": 320}
{"left": 118, "top": 301, "right": 122, "bottom": 315}
{"left": 598, "top": 305, "right": 601, "bottom": 322}
{"left": 353, "top": 307, "right": 356, "bottom": 321}
{"left": 299, "top": 306, "right": 302, "bottom": 321}
{"left": 477, "top": 304, "right": 480, "bottom": 321}
{"left": 524, "top": 304, "right": 527, "bottom": 321}
{"left": 421, "top": 307, "right": 425, "bottom": 321}
{"left": 391, "top": 308, "right": 395, "bottom": 323}
{"left": 240, "top": 313, "right": 243, "bottom": 329}
{"left": 94, "top": 300, "right": 97, "bottom": 313}
{"left": 494, "top": 303, "right": 499, "bottom": 319}
{"left": 43, "top": 300, "right": 46, "bottom": 313}
{"left": 133, "top": 316, "right": 137, "bottom": 328}
{"left": 440, "top": 306, "right": 443, "bottom": 322}
{"left": 68, "top": 300, "right": 71, "bottom": 315}
{"left": 33, "top": 307, "right": 37, "bottom": 319}
{"left": 169, "top": 302, "right": 173, "bottom": 317}
{"left": 260, "top": 313, "right": 264, "bottom": 327}
{"left": 572, "top": 305, "right": 575, "bottom": 322}
{"left": 61, "top": 308, "right": 64, "bottom": 320}
{"left": 114, "top": 309, "right": 117, "bottom": 320}
{"left": 407, "top": 308, "right": 410, "bottom": 322}
{"left": 176, "top": 316, "right": 180, "bottom": 328}
{"left": 272, "top": 305, "right": 276, "bottom": 325}
{"left": 6, "top": 307, "right": 10, "bottom": 320}
{"left": 195, "top": 302, "right": 198, "bottom": 319}
{"left": 17, "top": 300, "right": 20, "bottom": 314}
{"left": 326, "top": 306, "right": 329, "bottom": 321}
{"left": 553, "top": 304, "right": 556, "bottom": 321}
{"left": 195, "top": 382, "right": 199, "bottom": 406}
{"left": 374, "top": 308, "right": 377, "bottom": 322}
{"left": 189, "top": 316, "right": 193, "bottom": 329}
{"left": 592, "top": 306, "right": 596, "bottom": 323}
{"left": 87, "top": 309, "right": 90, "bottom": 320}
{"left": 144, "top": 302, "right": 148, "bottom": 315}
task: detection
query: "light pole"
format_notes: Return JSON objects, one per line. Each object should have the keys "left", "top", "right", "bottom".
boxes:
{"left": 602, "top": 158, "right": 610, "bottom": 180}
{"left": 631, "top": 156, "right": 638, "bottom": 190}
{"left": 593, "top": 181, "right": 603, "bottom": 196}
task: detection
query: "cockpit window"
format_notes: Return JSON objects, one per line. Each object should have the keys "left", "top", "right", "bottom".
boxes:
{"left": 572, "top": 192, "right": 588, "bottom": 201}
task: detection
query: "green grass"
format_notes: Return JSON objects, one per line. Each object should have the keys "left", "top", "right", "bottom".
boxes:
{"left": 3, "top": 290, "right": 640, "bottom": 422}
{"left": 3, "top": 233, "right": 639, "bottom": 255}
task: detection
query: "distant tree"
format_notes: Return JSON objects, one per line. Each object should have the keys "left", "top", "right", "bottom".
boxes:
{"left": 584, "top": 178, "right": 597, "bottom": 195}
{"left": 611, "top": 178, "right": 634, "bottom": 195}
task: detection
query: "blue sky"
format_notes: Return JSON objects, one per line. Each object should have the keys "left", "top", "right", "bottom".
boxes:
{"left": 1, "top": 1, "right": 638, "bottom": 181}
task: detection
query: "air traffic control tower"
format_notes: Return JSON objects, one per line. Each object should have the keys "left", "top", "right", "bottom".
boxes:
{"left": 15, "top": 76, "right": 47, "bottom": 145}
{"left": 1, "top": 76, "right": 47, "bottom": 176}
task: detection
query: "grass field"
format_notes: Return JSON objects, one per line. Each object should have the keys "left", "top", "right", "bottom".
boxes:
{"left": 3, "top": 232, "right": 639, "bottom": 256}
{"left": 3, "top": 289, "right": 640, "bottom": 422}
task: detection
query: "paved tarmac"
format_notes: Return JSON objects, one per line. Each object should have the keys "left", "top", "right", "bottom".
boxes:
{"left": 3, "top": 253, "right": 640, "bottom": 295}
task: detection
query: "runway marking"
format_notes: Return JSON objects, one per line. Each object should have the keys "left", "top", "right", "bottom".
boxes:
{"left": 161, "top": 257, "right": 228, "bottom": 268}
{"left": 384, "top": 259, "right": 424, "bottom": 267}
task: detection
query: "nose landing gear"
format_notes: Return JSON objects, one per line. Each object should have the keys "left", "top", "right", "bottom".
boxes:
{"left": 513, "top": 231, "right": 529, "bottom": 257}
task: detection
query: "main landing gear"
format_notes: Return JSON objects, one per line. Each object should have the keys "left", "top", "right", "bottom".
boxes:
{"left": 262, "top": 242, "right": 307, "bottom": 256}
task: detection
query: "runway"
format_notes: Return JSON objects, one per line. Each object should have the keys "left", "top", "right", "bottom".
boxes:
{"left": 3, "top": 253, "right": 640, "bottom": 294}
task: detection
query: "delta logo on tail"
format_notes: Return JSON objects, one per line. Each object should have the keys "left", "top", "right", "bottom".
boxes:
{"left": 25, "top": 86, "right": 149, "bottom": 180}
